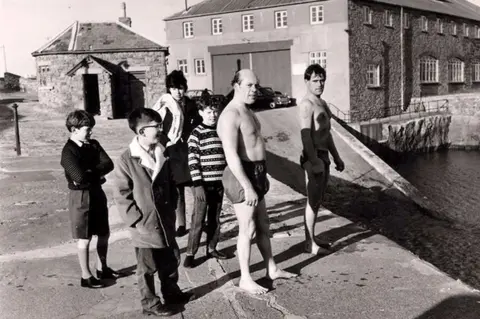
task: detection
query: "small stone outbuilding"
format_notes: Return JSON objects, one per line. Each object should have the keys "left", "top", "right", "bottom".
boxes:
{"left": 31, "top": 5, "right": 169, "bottom": 118}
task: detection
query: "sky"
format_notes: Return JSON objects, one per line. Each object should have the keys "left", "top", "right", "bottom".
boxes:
{"left": 1, "top": 0, "right": 480, "bottom": 77}
{"left": 0, "top": 0, "right": 203, "bottom": 77}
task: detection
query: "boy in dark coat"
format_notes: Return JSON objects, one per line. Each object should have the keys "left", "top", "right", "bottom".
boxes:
{"left": 113, "top": 108, "right": 193, "bottom": 317}
{"left": 60, "top": 110, "right": 119, "bottom": 289}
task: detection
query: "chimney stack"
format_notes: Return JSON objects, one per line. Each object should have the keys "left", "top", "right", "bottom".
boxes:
{"left": 118, "top": 2, "right": 132, "bottom": 27}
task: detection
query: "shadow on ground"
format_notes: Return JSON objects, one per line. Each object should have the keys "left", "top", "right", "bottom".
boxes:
{"left": 266, "top": 150, "right": 480, "bottom": 290}
{"left": 414, "top": 294, "right": 480, "bottom": 319}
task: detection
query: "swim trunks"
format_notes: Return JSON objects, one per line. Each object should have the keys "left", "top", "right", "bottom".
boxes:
{"left": 300, "top": 150, "right": 330, "bottom": 208}
{"left": 222, "top": 160, "right": 269, "bottom": 204}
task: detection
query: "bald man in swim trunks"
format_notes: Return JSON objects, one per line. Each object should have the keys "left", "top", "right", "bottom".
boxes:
{"left": 298, "top": 64, "right": 345, "bottom": 255}
{"left": 218, "top": 69, "right": 297, "bottom": 295}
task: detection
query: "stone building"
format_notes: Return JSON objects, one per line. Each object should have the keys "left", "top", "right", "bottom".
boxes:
{"left": 32, "top": 4, "right": 169, "bottom": 118}
{"left": 164, "top": 0, "right": 480, "bottom": 122}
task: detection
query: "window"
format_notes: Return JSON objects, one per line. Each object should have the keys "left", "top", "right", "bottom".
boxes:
{"left": 476, "top": 26, "right": 480, "bottom": 38}
{"left": 310, "top": 5, "right": 324, "bottom": 24}
{"left": 177, "top": 59, "right": 188, "bottom": 75}
{"left": 183, "top": 21, "right": 193, "bottom": 38}
{"left": 473, "top": 63, "right": 480, "bottom": 82}
{"left": 275, "top": 10, "right": 288, "bottom": 28}
{"left": 242, "top": 14, "right": 254, "bottom": 32}
{"left": 211, "top": 18, "right": 222, "bottom": 35}
{"left": 452, "top": 21, "right": 457, "bottom": 35}
{"left": 420, "top": 56, "right": 438, "bottom": 83}
{"left": 309, "top": 51, "right": 327, "bottom": 69}
{"left": 367, "top": 64, "right": 381, "bottom": 87}
{"left": 437, "top": 18, "right": 444, "bottom": 34}
{"left": 384, "top": 10, "right": 393, "bottom": 27}
{"left": 448, "top": 59, "right": 464, "bottom": 83}
{"left": 364, "top": 6, "right": 372, "bottom": 25}
{"left": 403, "top": 12, "right": 410, "bottom": 29}
{"left": 194, "top": 59, "right": 205, "bottom": 75}
{"left": 464, "top": 23, "right": 470, "bottom": 37}
{"left": 38, "top": 65, "right": 50, "bottom": 86}
{"left": 421, "top": 16, "right": 428, "bottom": 32}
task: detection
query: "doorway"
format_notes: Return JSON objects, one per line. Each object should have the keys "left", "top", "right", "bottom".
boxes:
{"left": 82, "top": 74, "right": 100, "bottom": 114}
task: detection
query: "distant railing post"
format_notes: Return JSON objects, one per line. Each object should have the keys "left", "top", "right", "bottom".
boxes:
{"left": 12, "top": 103, "right": 21, "bottom": 156}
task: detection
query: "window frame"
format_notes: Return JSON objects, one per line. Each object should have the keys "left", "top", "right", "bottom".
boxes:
{"left": 473, "top": 63, "right": 480, "bottom": 82}
{"left": 183, "top": 21, "right": 193, "bottom": 38}
{"left": 194, "top": 59, "right": 206, "bottom": 75}
{"left": 363, "top": 6, "right": 372, "bottom": 25}
{"left": 448, "top": 59, "right": 465, "bottom": 83}
{"left": 211, "top": 18, "right": 222, "bottom": 35}
{"left": 366, "top": 64, "right": 381, "bottom": 87}
{"left": 384, "top": 10, "right": 393, "bottom": 27}
{"left": 242, "top": 14, "right": 254, "bottom": 32}
{"left": 421, "top": 16, "right": 428, "bottom": 32}
{"left": 310, "top": 5, "right": 324, "bottom": 25}
{"left": 309, "top": 51, "right": 327, "bottom": 69}
{"left": 437, "top": 18, "right": 444, "bottom": 34}
{"left": 452, "top": 21, "right": 457, "bottom": 36}
{"left": 403, "top": 12, "right": 410, "bottom": 29}
{"left": 464, "top": 23, "right": 470, "bottom": 37}
{"left": 275, "top": 10, "right": 288, "bottom": 29}
{"left": 177, "top": 59, "right": 188, "bottom": 75}
{"left": 420, "top": 56, "right": 439, "bottom": 83}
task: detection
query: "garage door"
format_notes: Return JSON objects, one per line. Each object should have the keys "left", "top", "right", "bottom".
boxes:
{"left": 251, "top": 50, "right": 291, "bottom": 96}
{"left": 210, "top": 40, "right": 293, "bottom": 96}
{"left": 212, "top": 53, "right": 250, "bottom": 95}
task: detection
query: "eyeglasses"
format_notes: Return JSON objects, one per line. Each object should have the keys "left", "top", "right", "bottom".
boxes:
{"left": 140, "top": 123, "right": 163, "bottom": 130}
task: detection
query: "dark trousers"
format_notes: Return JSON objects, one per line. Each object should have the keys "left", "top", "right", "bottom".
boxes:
{"left": 186, "top": 182, "right": 224, "bottom": 256}
{"left": 135, "top": 247, "right": 182, "bottom": 310}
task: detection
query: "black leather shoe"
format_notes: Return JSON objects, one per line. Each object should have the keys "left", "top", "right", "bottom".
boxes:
{"left": 142, "top": 305, "right": 174, "bottom": 317}
{"left": 164, "top": 291, "right": 194, "bottom": 305}
{"left": 207, "top": 250, "right": 229, "bottom": 260}
{"left": 80, "top": 276, "right": 104, "bottom": 288}
{"left": 176, "top": 226, "right": 187, "bottom": 237}
{"left": 96, "top": 267, "right": 121, "bottom": 280}
{"left": 183, "top": 255, "right": 194, "bottom": 268}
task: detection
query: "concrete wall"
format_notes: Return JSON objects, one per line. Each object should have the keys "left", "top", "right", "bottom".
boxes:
{"left": 166, "top": 0, "right": 351, "bottom": 114}
{"left": 34, "top": 51, "right": 167, "bottom": 116}
{"left": 410, "top": 93, "right": 480, "bottom": 148}
{"left": 385, "top": 115, "right": 452, "bottom": 152}
{"left": 348, "top": 0, "right": 480, "bottom": 122}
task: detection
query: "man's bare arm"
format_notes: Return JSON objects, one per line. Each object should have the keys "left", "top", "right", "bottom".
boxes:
{"left": 218, "top": 109, "right": 254, "bottom": 191}
{"left": 298, "top": 100, "right": 321, "bottom": 166}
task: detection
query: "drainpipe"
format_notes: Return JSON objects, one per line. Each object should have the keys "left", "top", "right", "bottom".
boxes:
{"left": 400, "top": 6, "right": 405, "bottom": 110}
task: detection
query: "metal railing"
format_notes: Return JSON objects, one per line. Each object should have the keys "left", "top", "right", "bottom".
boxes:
{"left": 328, "top": 99, "right": 449, "bottom": 124}
{"left": 328, "top": 103, "right": 351, "bottom": 123}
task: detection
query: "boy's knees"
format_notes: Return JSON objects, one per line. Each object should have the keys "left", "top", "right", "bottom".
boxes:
{"left": 77, "top": 238, "right": 91, "bottom": 249}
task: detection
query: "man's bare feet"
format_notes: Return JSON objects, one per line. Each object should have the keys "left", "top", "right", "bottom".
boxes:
{"left": 267, "top": 268, "right": 298, "bottom": 280}
{"left": 305, "top": 241, "right": 330, "bottom": 255}
{"left": 239, "top": 278, "right": 269, "bottom": 295}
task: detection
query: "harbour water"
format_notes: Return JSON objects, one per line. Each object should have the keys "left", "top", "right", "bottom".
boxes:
{"left": 393, "top": 150, "right": 480, "bottom": 226}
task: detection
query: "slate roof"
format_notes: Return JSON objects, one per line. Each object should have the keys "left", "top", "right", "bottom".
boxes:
{"left": 164, "top": 0, "right": 480, "bottom": 22}
{"left": 32, "top": 21, "right": 168, "bottom": 56}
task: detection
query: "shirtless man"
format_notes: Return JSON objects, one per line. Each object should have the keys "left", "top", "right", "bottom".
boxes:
{"left": 298, "top": 64, "right": 345, "bottom": 255}
{"left": 218, "top": 69, "right": 297, "bottom": 295}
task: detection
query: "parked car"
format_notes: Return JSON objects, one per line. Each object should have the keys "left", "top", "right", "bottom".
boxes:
{"left": 186, "top": 89, "right": 225, "bottom": 109}
{"left": 222, "top": 86, "right": 291, "bottom": 109}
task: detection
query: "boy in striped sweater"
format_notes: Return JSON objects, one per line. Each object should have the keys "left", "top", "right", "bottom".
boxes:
{"left": 183, "top": 103, "right": 231, "bottom": 268}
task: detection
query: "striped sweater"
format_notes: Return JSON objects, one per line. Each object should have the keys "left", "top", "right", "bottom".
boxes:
{"left": 188, "top": 123, "right": 226, "bottom": 186}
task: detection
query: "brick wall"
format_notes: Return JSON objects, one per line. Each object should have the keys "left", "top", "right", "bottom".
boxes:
{"left": 348, "top": 0, "right": 480, "bottom": 122}
{"left": 34, "top": 51, "right": 167, "bottom": 118}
